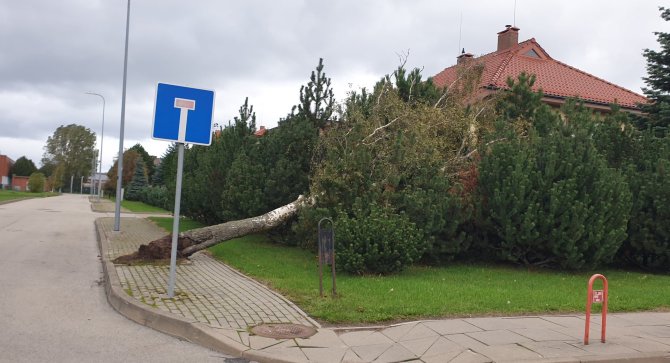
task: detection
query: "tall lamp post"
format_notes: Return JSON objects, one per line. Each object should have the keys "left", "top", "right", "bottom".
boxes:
{"left": 114, "top": 0, "right": 131, "bottom": 232}
{"left": 85, "top": 92, "right": 105, "bottom": 201}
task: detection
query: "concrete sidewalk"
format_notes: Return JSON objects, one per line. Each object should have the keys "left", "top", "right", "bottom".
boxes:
{"left": 96, "top": 217, "right": 670, "bottom": 363}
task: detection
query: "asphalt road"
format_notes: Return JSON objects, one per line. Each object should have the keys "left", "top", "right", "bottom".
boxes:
{"left": 0, "top": 194, "right": 241, "bottom": 363}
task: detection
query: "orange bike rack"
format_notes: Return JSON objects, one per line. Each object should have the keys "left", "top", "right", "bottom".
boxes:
{"left": 584, "top": 274, "right": 608, "bottom": 345}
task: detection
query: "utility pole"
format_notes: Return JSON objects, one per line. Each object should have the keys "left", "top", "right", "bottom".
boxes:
{"left": 114, "top": 0, "right": 130, "bottom": 231}
{"left": 85, "top": 92, "right": 105, "bottom": 201}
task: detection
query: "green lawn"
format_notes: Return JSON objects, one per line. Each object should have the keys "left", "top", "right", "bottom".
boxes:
{"left": 107, "top": 198, "right": 170, "bottom": 213}
{"left": 148, "top": 216, "right": 205, "bottom": 233}
{"left": 0, "top": 190, "right": 58, "bottom": 202}
{"left": 209, "top": 236, "right": 670, "bottom": 324}
{"left": 146, "top": 216, "right": 670, "bottom": 324}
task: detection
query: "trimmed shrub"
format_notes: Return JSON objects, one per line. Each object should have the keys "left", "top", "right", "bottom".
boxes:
{"left": 477, "top": 108, "right": 632, "bottom": 270}
{"left": 138, "top": 185, "right": 171, "bottom": 211}
{"left": 617, "top": 131, "right": 670, "bottom": 271}
{"left": 28, "top": 172, "right": 46, "bottom": 193}
{"left": 335, "top": 203, "right": 427, "bottom": 275}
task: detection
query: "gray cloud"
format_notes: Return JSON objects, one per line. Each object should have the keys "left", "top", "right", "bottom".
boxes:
{"left": 0, "top": 0, "right": 666, "bottom": 170}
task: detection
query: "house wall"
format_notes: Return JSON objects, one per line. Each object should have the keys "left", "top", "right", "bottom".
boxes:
{"left": 12, "top": 176, "right": 30, "bottom": 192}
{"left": 0, "top": 155, "right": 14, "bottom": 189}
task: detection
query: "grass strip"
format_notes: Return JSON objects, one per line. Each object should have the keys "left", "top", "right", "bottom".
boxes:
{"left": 147, "top": 216, "right": 670, "bottom": 324}
{"left": 105, "top": 197, "right": 170, "bottom": 213}
{"left": 148, "top": 216, "right": 205, "bottom": 233}
{"left": 0, "top": 190, "right": 58, "bottom": 202}
{"left": 209, "top": 236, "right": 670, "bottom": 324}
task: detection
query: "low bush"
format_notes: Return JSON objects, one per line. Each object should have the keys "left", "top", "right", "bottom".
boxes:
{"left": 28, "top": 172, "right": 46, "bottom": 193}
{"left": 477, "top": 104, "right": 632, "bottom": 270}
{"left": 335, "top": 202, "right": 427, "bottom": 274}
{"left": 617, "top": 131, "right": 670, "bottom": 271}
{"left": 138, "top": 185, "right": 171, "bottom": 211}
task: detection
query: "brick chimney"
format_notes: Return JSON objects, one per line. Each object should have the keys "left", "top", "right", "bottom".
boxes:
{"left": 497, "top": 25, "right": 520, "bottom": 52}
{"left": 457, "top": 48, "right": 474, "bottom": 65}
{"left": 254, "top": 126, "right": 267, "bottom": 137}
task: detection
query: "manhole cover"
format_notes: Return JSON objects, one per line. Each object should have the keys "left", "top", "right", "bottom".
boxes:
{"left": 250, "top": 323, "right": 317, "bottom": 339}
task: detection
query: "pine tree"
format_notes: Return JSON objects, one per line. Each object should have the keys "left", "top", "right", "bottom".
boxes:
{"left": 125, "top": 158, "right": 147, "bottom": 201}
{"left": 638, "top": 7, "right": 670, "bottom": 133}
{"left": 477, "top": 77, "right": 632, "bottom": 269}
{"left": 129, "top": 143, "right": 155, "bottom": 184}
{"left": 297, "top": 58, "right": 335, "bottom": 128}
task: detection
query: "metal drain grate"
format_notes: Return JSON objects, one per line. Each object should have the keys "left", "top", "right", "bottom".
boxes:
{"left": 250, "top": 323, "right": 317, "bottom": 339}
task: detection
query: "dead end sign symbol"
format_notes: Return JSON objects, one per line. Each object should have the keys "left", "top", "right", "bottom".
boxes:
{"left": 152, "top": 83, "right": 215, "bottom": 146}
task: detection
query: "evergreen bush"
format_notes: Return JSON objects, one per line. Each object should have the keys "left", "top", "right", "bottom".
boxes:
{"left": 477, "top": 105, "right": 632, "bottom": 269}
{"left": 618, "top": 131, "right": 670, "bottom": 271}
{"left": 335, "top": 202, "right": 426, "bottom": 274}
{"left": 138, "top": 185, "right": 171, "bottom": 210}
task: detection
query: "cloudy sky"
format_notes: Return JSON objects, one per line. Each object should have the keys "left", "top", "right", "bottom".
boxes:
{"left": 0, "top": 0, "right": 666, "bottom": 171}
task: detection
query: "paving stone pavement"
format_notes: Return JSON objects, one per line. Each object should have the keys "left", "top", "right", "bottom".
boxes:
{"left": 90, "top": 196, "right": 131, "bottom": 213}
{"left": 97, "top": 215, "right": 670, "bottom": 362}
{"left": 98, "top": 217, "right": 318, "bottom": 330}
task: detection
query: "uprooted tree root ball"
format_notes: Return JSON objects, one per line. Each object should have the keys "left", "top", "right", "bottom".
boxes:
{"left": 113, "top": 235, "right": 197, "bottom": 264}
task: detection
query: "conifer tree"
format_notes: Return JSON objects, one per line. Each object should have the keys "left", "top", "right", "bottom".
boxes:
{"left": 478, "top": 76, "right": 632, "bottom": 269}
{"left": 11, "top": 156, "right": 37, "bottom": 177}
{"left": 638, "top": 7, "right": 670, "bottom": 133}
{"left": 297, "top": 58, "right": 334, "bottom": 128}
{"left": 125, "top": 158, "right": 147, "bottom": 201}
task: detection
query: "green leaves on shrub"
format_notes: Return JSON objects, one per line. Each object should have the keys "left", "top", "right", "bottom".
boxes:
{"left": 138, "top": 185, "right": 171, "bottom": 211}
{"left": 336, "top": 203, "right": 427, "bottom": 275}
{"left": 478, "top": 103, "right": 632, "bottom": 269}
{"left": 618, "top": 131, "right": 670, "bottom": 271}
{"left": 28, "top": 172, "right": 46, "bottom": 193}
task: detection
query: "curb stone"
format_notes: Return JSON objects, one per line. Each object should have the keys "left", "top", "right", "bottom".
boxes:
{"left": 93, "top": 218, "right": 670, "bottom": 363}
{"left": 94, "top": 219, "right": 251, "bottom": 359}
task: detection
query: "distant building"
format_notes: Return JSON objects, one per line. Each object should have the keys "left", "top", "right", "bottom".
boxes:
{"left": 433, "top": 26, "right": 648, "bottom": 114}
{"left": 87, "top": 172, "right": 109, "bottom": 194}
{"left": 0, "top": 155, "right": 15, "bottom": 189}
{"left": 12, "top": 176, "right": 30, "bottom": 192}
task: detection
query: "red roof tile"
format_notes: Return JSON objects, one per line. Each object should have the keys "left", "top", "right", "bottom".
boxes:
{"left": 433, "top": 38, "right": 647, "bottom": 109}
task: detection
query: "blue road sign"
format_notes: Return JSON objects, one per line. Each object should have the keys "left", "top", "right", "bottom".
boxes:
{"left": 152, "top": 83, "right": 215, "bottom": 145}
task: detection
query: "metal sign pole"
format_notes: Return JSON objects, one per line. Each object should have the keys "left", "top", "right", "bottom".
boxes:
{"left": 167, "top": 142, "right": 185, "bottom": 298}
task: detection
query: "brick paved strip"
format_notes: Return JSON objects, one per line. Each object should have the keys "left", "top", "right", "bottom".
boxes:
{"left": 97, "top": 217, "right": 319, "bottom": 331}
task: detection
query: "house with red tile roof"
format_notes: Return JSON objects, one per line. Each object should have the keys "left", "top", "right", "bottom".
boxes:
{"left": 433, "top": 26, "right": 648, "bottom": 114}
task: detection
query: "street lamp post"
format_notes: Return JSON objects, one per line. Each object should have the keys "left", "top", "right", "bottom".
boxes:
{"left": 85, "top": 92, "right": 105, "bottom": 201}
{"left": 114, "top": 0, "right": 131, "bottom": 232}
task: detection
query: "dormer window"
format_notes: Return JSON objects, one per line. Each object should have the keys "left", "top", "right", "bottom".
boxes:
{"left": 524, "top": 49, "right": 540, "bottom": 58}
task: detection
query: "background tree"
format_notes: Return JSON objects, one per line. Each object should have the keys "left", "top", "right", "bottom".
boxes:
{"left": 41, "top": 124, "right": 96, "bottom": 193}
{"left": 637, "top": 7, "right": 670, "bottom": 133}
{"left": 10, "top": 156, "right": 37, "bottom": 176}
{"left": 125, "top": 158, "right": 148, "bottom": 201}
{"left": 128, "top": 144, "right": 155, "bottom": 184}
{"left": 297, "top": 66, "right": 473, "bottom": 272}
{"left": 27, "top": 172, "right": 46, "bottom": 193}
{"left": 104, "top": 150, "right": 141, "bottom": 195}
{"left": 48, "top": 163, "right": 65, "bottom": 192}
{"left": 296, "top": 58, "right": 335, "bottom": 128}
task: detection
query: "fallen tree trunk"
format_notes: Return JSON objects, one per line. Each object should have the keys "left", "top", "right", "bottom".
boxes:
{"left": 113, "top": 195, "right": 312, "bottom": 264}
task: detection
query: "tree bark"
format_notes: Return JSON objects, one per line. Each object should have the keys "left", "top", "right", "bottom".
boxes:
{"left": 113, "top": 195, "right": 312, "bottom": 264}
